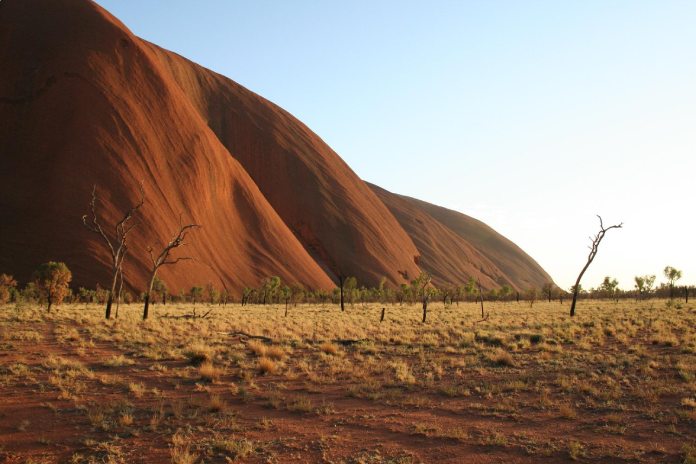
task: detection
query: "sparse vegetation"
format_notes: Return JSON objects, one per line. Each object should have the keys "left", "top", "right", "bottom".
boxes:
{"left": 1, "top": 298, "right": 694, "bottom": 462}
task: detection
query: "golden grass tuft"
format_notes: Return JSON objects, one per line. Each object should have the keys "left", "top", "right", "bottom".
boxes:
{"left": 265, "top": 345, "right": 285, "bottom": 360}
{"left": 389, "top": 360, "right": 416, "bottom": 384}
{"left": 184, "top": 342, "right": 214, "bottom": 365}
{"left": 170, "top": 431, "right": 197, "bottom": 464}
{"left": 103, "top": 355, "right": 135, "bottom": 368}
{"left": 258, "top": 357, "right": 278, "bottom": 375}
{"left": 128, "top": 382, "right": 145, "bottom": 398}
{"left": 319, "top": 342, "right": 339, "bottom": 355}
{"left": 118, "top": 413, "right": 134, "bottom": 427}
{"left": 247, "top": 340, "right": 267, "bottom": 357}
{"left": 208, "top": 394, "right": 227, "bottom": 412}
{"left": 682, "top": 397, "right": 696, "bottom": 409}
{"left": 198, "top": 361, "right": 224, "bottom": 383}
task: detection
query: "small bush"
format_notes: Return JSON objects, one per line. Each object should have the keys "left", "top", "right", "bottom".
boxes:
{"left": 487, "top": 349, "right": 515, "bottom": 367}
{"left": 568, "top": 441, "right": 585, "bottom": 460}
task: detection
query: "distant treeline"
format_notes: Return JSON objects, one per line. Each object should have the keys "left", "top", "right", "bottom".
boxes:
{"left": 0, "top": 266, "right": 692, "bottom": 307}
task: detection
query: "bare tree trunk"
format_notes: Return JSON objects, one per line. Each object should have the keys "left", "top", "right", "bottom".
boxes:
{"left": 422, "top": 297, "right": 428, "bottom": 323}
{"left": 47, "top": 294, "right": 53, "bottom": 313}
{"left": 380, "top": 307, "right": 385, "bottom": 322}
{"left": 105, "top": 291, "right": 113, "bottom": 319}
{"left": 106, "top": 266, "right": 118, "bottom": 319}
{"left": 143, "top": 293, "right": 151, "bottom": 320}
{"left": 339, "top": 275, "right": 345, "bottom": 312}
{"left": 685, "top": 286, "right": 689, "bottom": 303}
{"left": 115, "top": 264, "right": 124, "bottom": 319}
{"left": 143, "top": 275, "right": 156, "bottom": 320}
{"left": 569, "top": 291, "right": 580, "bottom": 318}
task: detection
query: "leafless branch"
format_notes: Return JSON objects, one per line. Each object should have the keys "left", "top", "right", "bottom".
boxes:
{"left": 142, "top": 221, "right": 201, "bottom": 320}
{"left": 81, "top": 182, "right": 145, "bottom": 319}
{"left": 570, "top": 215, "right": 622, "bottom": 317}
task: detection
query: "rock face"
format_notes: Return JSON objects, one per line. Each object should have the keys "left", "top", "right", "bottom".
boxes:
{"left": 369, "top": 184, "right": 553, "bottom": 291}
{"left": 0, "top": 0, "right": 553, "bottom": 294}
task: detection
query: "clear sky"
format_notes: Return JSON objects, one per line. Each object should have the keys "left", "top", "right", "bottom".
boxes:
{"left": 96, "top": 0, "right": 695, "bottom": 291}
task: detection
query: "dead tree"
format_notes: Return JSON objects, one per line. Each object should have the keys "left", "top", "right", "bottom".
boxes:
{"left": 570, "top": 215, "right": 622, "bottom": 317}
{"left": 142, "top": 222, "right": 200, "bottom": 320}
{"left": 82, "top": 184, "right": 144, "bottom": 319}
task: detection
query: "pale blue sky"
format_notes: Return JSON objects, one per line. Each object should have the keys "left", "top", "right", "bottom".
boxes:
{"left": 96, "top": 0, "right": 696, "bottom": 290}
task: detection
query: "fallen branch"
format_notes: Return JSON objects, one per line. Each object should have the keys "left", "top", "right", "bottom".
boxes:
{"left": 332, "top": 338, "right": 370, "bottom": 346}
{"left": 230, "top": 331, "right": 272, "bottom": 342}
{"left": 229, "top": 331, "right": 370, "bottom": 347}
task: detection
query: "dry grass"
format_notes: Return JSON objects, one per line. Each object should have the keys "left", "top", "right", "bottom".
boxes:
{"left": 258, "top": 357, "right": 278, "bottom": 375}
{"left": 319, "top": 342, "right": 340, "bottom": 355}
{"left": 247, "top": 340, "right": 267, "bottom": 357}
{"left": 170, "top": 431, "right": 197, "bottom": 464}
{"left": 1, "top": 298, "right": 695, "bottom": 463}
{"left": 265, "top": 345, "right": 285, "bottom": 360}
{"left": 198, "top": 361, "right": 224, "bottom": 383}
{"left": 103, "top": 355, "right": 135, "bottom": 368}
{"left": 486, "top": 348, "right": 515, "bottom": 367}
{"left": 184, "top": 342, "right": 214, "bottom": 365}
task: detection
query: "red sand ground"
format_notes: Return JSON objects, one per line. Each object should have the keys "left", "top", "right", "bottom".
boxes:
{"left": 0, "top": 302, "right": 693, "bottom": 463}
